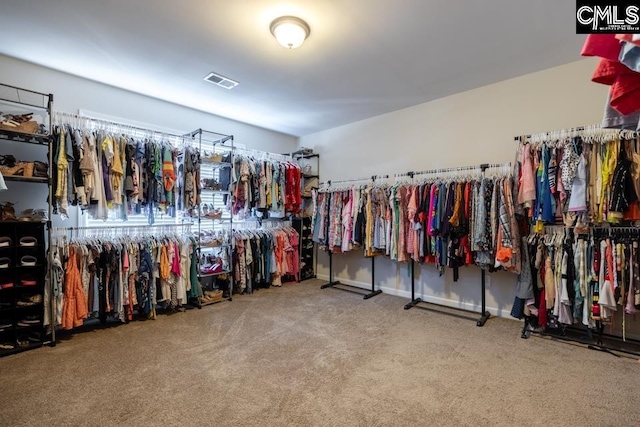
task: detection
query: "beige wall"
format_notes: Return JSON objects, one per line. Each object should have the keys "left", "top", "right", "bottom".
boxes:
{"left": 299, "top": 58, "right": 609, "bottom": 321}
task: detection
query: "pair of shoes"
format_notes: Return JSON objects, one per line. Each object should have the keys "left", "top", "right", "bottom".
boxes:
{"left": 20, "top": 255, "right": 37, "bottom": 266}
{"left": 0, "top": 342, "right": 14, "bottom": 350}
{"left": 201, "top": 289, "right": 223, "bottom": 303}
{"left": 200, "top": 259, "right": 224, "bottom": 275}
{"left": 16, "top": 294, "right": 42, "bottom": 307}
{"left": 201, "top": 178, "right": 222, "bottom": 191}
{"left": 204, "top": 208, "right": 223, "bottom": 220}
{"left": 0, "top": 162, "right": 34, "bottom": 177}
{"left": 202, "top": 153, "right": 223, "bottom": 163}
{"left": 18, "top": 209, "right": 47, "bottom": 222}
{"left": 0, "top": 256, "right": 38, "bottom": 269}
{"left": 19, "top": 236, "right": 37, "bottom": 247}
{"left": 19, "top": 275, "right": 37, "bottom": 286}
{"left": 32, "top": 162, "right": 47, "bottom": 178}
{"left": 0, "top": 321, "right": 13, "bottom": 332}
{"left": 17, "top": 315, "right": 40, "bottom": 327}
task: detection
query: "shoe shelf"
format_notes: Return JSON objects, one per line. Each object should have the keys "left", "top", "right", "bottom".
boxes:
{"left": 198, "top": 269, "right": 232, "bottom": 278}
{"left": 3, "top": 176, "right": 48, "bottom": 184}
{"left": 199, "top": 298, "right": 223, "bottom": 307}
{"left": 291, "top": 150, "right": 319, "bottom": 282}
{"left": 201, "top": 189, "right": 231, "bottom": 195}
{"left": 201, "top": 160, "right": 232, "bottom": 168}
{"left": 188, "top": 128, "right": 234, "bottom": 305}
{"left": 0, "top": 83, "right": 54, "bottom": 353}
{"left": 0, "top": 129, "right": 49, "bottom": 146}
{"left": 0, "top": 222, "right": 47, "bottom": 357}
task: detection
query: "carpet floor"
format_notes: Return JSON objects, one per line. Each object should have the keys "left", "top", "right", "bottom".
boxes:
{"left": 1, "top": 279, "right": 639, "bottom": 427}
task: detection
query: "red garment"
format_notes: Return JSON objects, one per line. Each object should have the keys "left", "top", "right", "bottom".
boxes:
{"left": 623, "top": 200, "right": 640, "bottom": 220}
{"left": 592, "top": 59, "right": 640, "bottom": 115}
{"left": 581, "top": 34, "right": 622, "bottom": 61}
{"left": 284, "top": 163, "right": 302, "bottom": 213}
{"left": 538, "top": 289, "right": 547, "bottom": 328}
{"left": 171, "top": 242, "right": 181, "bottom": 275}
{"left": 538, "top": 261, "right": 547, "bottom": 327}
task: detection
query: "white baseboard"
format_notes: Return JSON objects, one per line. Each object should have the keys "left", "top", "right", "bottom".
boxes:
{"left": 316, "top": 274, "right": 507, "bottom": 318}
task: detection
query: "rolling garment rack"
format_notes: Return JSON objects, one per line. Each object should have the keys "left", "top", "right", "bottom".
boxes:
{"left": 402, "top": 163, "right": 510, "bottom": 327}
{"left": 518, "top": 225, "right": 640, "bottom": 357}
{"left": 319, "top": 175, "right": 388, "bottom": 300}
{"left": 515, "top": 125, "right": 640, "bottom": 356}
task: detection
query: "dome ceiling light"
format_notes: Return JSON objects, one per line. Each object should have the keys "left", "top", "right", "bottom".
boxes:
{"left": 270, "top": 16, "right": 310, "bottom": 49}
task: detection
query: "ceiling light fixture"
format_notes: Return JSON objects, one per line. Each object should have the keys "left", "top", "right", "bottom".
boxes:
{"left": 270, "top": 16, "right": 310, "bottom": 49}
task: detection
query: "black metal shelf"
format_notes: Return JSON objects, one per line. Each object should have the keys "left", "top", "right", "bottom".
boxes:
{"left": 0, "top": 341, "right": 43, "bottom": 356}
{"left": 0, "top": 130, "right": 49, "bottom": 145}
{"left": 294, "top": 153, "right": 319, "bottom": 159}
{"left": 201, "top": 189, "right": 231, "bottom": 194}
{"left": 198, "top": 269, "right": 232, "bottom": 278}
{"left": 0, "top": 215, "right": 47, "bottom": 357}
{"left": 198, "top": 244, "right": 232, "bottom": 249}
{"left": 3, "top": 176, "right": 48, "bottom": 184}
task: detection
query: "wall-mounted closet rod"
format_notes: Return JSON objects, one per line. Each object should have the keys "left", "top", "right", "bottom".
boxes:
{"left": 320, "top": 175, "right": 384, "bottom": 300}
{"left": 403, "top": 162, "right": 509, "bottom": 327}
{"left": 52, "top": 110, "right": 186, "bottom": 141}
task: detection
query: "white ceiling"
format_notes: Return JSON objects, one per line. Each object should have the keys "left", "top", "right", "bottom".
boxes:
{"left": 0, "top": 1, "right": 585, "bottom": 137}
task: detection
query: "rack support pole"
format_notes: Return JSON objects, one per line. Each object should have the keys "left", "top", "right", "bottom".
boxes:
{"left": 404, "top": 259, "right": 422, "bottom": 309}
{"left": 364, "top": 255, "right": 382, "bottom": 299}
{"left": 476, "top": 269, "right": 491, "bottom": 326}
{"left": 321, "top": 251, "right": 341, "bottom": 288}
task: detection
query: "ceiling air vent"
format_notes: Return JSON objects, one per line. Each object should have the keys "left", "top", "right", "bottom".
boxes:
{"left": 203, "top": 72, "right": 239, "bottom": 90}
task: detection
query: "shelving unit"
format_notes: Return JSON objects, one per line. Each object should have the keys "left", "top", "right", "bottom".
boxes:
{"left": 0, "top": 83, "right": 53, "bottom": 356}
{"left": 0, "top": 222, "right": 48, "bottom": 356}
{"left": 187, "top": 129, "right": 234, "bottom": 305}
{"left": 292, "top": 151, "right": 319, "bottom": 281}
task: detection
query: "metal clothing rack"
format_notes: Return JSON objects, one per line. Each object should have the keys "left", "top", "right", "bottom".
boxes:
{"left": 520, "top": 225, "right": 640, "bottom": 357}
{"left": 403, "top": 162, "right": 509, "bottom": 327}
{"left": 319, "top": 175, "right": 388, "bottom": 300}
{"left": 513, "top": 123, "right": 638, "bottom": 143}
